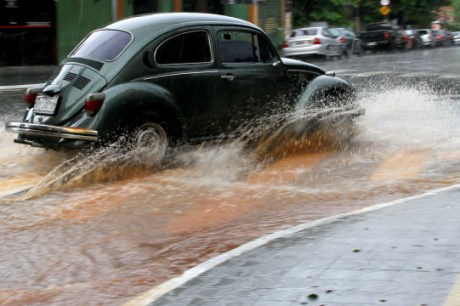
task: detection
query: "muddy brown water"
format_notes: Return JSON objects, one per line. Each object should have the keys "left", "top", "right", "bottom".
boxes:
{"left": 1, "top": 51, "right": 460, "bottom": 305}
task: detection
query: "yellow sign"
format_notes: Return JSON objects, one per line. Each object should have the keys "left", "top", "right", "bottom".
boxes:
{"left": 380, "top": 5, "right": 391, "bottom": 16}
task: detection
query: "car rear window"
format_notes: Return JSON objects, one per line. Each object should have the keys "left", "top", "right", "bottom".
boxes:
{"left": 70, "top": 30, "right": 132, "bottom": 61}
{"left": 291, "top": 28, "right": 317, "bottom": 37}
{"left": 329, "top": 29, "right": 341, "bottom": 37}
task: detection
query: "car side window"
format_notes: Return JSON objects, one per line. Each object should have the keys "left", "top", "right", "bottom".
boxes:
{"left": 155, "top": 31, "right": 211, "bottom": 65}
{"left": 218, "top": 30, "right": 273, "bottom": 63}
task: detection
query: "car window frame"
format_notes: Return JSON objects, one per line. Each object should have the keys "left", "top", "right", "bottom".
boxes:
{"left": 215, "top": 27, "right": 279, "bottom": 66}
{"left": 153, "top": 29, "right": 214, "bottom": 67}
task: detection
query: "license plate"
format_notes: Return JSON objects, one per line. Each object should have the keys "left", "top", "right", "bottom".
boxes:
{"left": 34, "top": 94, "right": 59, "bottom": 115}
{"left": 294, "top": 41, "right": 310, "bottom": 46}
{"left": 367, "top": 42, "right": 377, "bottom": 47}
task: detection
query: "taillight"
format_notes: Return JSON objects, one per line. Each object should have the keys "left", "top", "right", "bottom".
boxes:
{"left": 339, "top": 37, "right": 346, "bottom": 44}
{"left": 85, "top": 93, "right": 105, "bottom": 117}
{"left": 384, "top": 32, "right": 391, "bottom": 39}
{"left": 24, "top": 87, "right": 41, "bottom": 108}
{"left": 313, "top": 37, "right": 321, "bottom": 44}
{"left": 282, "top": 41, "right": 289, "bottom": 48}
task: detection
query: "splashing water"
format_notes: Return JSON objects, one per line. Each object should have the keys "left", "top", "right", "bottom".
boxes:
{"left": 356, "top": 85, "right": 460, "bottom": 149}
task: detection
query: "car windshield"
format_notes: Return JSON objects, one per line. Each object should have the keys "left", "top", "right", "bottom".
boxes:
{"left": 70, "top": 29, "right": 132, "bottom": 61}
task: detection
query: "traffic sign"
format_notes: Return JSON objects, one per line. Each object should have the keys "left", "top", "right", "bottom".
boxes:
{"left": 380, "top": 5, "right": 391, "bottom": 16}
{"left": 380, "top": 0, "right": 390, "bottom": 5}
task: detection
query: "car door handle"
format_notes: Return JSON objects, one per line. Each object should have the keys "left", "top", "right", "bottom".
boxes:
{"left": 221, "top": 74, "right": 234, "bottom": 81}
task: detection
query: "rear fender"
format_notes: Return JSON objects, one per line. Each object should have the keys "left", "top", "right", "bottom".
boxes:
{"left": 83, "top": 81, "right": 187, "bottom": 140}
{"left": 295, "top": 75, "right": 356, "bottom": 111}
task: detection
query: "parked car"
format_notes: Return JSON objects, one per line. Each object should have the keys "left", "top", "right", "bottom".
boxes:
{"left": 5, "top": 13, "right": 363, "bottom": 161}
{"left": 433, "top": 30, "right": 453, "bottom": 47}
{"left": 359, "top": 22, "right": 404, "bottom": 53}
{"left": 453, "top": 31, "right": 460, "bottom": 46}
{"left": 416, "top": 29, "right": 434, "bottom": 47}
{"left": 403, "top": 29, "right": 423, "bottom": 50}
{"left": 281, "top": 27, "right": 342, "bottom": 60}
{"left": 330, "top": 27, "right": 363, "bottom": 57}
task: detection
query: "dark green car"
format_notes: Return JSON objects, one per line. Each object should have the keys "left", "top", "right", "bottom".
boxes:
{"left": 6, "top": 13, "right": 363, "bottom": 159}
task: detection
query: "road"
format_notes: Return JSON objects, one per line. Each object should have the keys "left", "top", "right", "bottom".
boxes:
{"left": 0, "top": 47, "right": 459, "bottom": 305}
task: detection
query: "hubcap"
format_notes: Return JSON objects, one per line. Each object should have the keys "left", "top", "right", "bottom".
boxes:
{"left": 133, "top": 122, "right": 168, "bottom": 160}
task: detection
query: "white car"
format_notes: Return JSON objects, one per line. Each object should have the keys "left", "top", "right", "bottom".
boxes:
{"left": 416, "top": 29, "right": 434, "bottom": 47}
{"left": 281, "top": 27, "right": 342, "bottom": 60}
{"left": 453, "top": 31, "right": 460, "bottom": 46}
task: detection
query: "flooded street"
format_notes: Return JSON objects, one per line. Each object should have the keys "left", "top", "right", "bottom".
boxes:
{"left": 1, "top": 48, "right": 460, "bottom": 305}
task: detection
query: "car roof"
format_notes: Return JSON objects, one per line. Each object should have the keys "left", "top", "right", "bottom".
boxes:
{"left": 295, "top": 27, "right": 322, "bottom": 31}
{"left": 103, "top": 12, "right": 260, "bottom": 51}
{"left": 107, "top": 12, "right": 257, "bottom": 33}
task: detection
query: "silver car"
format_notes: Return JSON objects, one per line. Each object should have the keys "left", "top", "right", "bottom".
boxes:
{"left": 453, "top": 31, "right": 460, "bottom": 46}
{"left": 281, "top": 27, "right": 342, "bottom": 60}
{"left": 416, "top": 29, "right": 434, "bottom": 47}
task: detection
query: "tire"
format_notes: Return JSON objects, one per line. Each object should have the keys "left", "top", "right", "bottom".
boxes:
{"left": 130, "top": 120, "right": 169, "bottom": 163}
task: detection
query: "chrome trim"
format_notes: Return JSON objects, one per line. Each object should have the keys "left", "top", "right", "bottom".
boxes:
{"left": 5, "top": 122, "right": 98, "bottom": 141}
{"left": 143, "top": 70, "right": 218, "bottom": 80}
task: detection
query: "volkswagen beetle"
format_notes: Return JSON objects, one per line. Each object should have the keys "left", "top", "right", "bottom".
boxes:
{"left": 5, "top": 13, "right": 363, "bottom": 159}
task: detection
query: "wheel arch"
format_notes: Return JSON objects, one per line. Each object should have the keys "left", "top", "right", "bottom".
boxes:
{"left": 295, "top": 75, "right": 357, "bottom": 110}
{"left": 92, "top": 81, "right": 187, "bottom": 142}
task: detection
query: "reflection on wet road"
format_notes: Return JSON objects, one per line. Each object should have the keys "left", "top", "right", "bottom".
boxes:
{"left": 1, "top": 48, "right": 460, "bottom": 305}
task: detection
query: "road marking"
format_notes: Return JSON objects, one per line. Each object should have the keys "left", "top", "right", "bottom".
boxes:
{"left": 123, "top": 183, "right": 460, "bottom": 306}
{"left": 443, "top": 273, "right": 460, "bottom": 306}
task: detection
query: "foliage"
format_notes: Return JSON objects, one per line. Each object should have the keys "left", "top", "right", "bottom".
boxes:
{"left": 292, "top": 0, "right": 452, "bottom": 31}
{"left": 451, "top": 0, "right": 460, "bottom": 30}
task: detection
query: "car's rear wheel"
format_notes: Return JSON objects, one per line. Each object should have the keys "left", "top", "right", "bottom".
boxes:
{"left": 130, "top": 119, "right": 169, "bottom": 164}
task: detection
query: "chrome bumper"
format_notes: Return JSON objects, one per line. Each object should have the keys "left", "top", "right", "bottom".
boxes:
{"left": 5, "top": 122, "right": 98, "bottom": 141}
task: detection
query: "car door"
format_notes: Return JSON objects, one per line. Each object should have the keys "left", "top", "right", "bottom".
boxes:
{"left": 144, "top": 28, "right": 223, "bottom": 138}
{"left": 214, "top": 27, "right": 285, "bottom": 133}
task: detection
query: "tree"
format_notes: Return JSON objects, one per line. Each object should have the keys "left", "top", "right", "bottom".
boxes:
{"left": 451, "top": 0, "right": 460, "bottom": 30}
{"left": 292, "top": 0, "right": 452, "bottom": 31}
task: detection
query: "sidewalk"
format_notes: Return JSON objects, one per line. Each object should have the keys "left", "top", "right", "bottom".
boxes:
{"left": 127, "top": 185, "right": 460, "bottom": 306}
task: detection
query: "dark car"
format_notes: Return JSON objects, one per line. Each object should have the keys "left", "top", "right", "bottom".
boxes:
{"left": 330, "top": 27, "right": 363, "bottom": 57}
{"left": 359, "top": 22, "right": 404, "bottom": 53}
{"left": 5, "top": 13, "right": 363, "bottom": 161}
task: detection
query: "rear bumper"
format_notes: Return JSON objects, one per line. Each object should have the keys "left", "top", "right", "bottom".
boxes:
{"left": 6, "top": 122, "right": 98, "bottom": 141}
{"left": 5, "top": 122, "right": 98, "bottom": 149}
